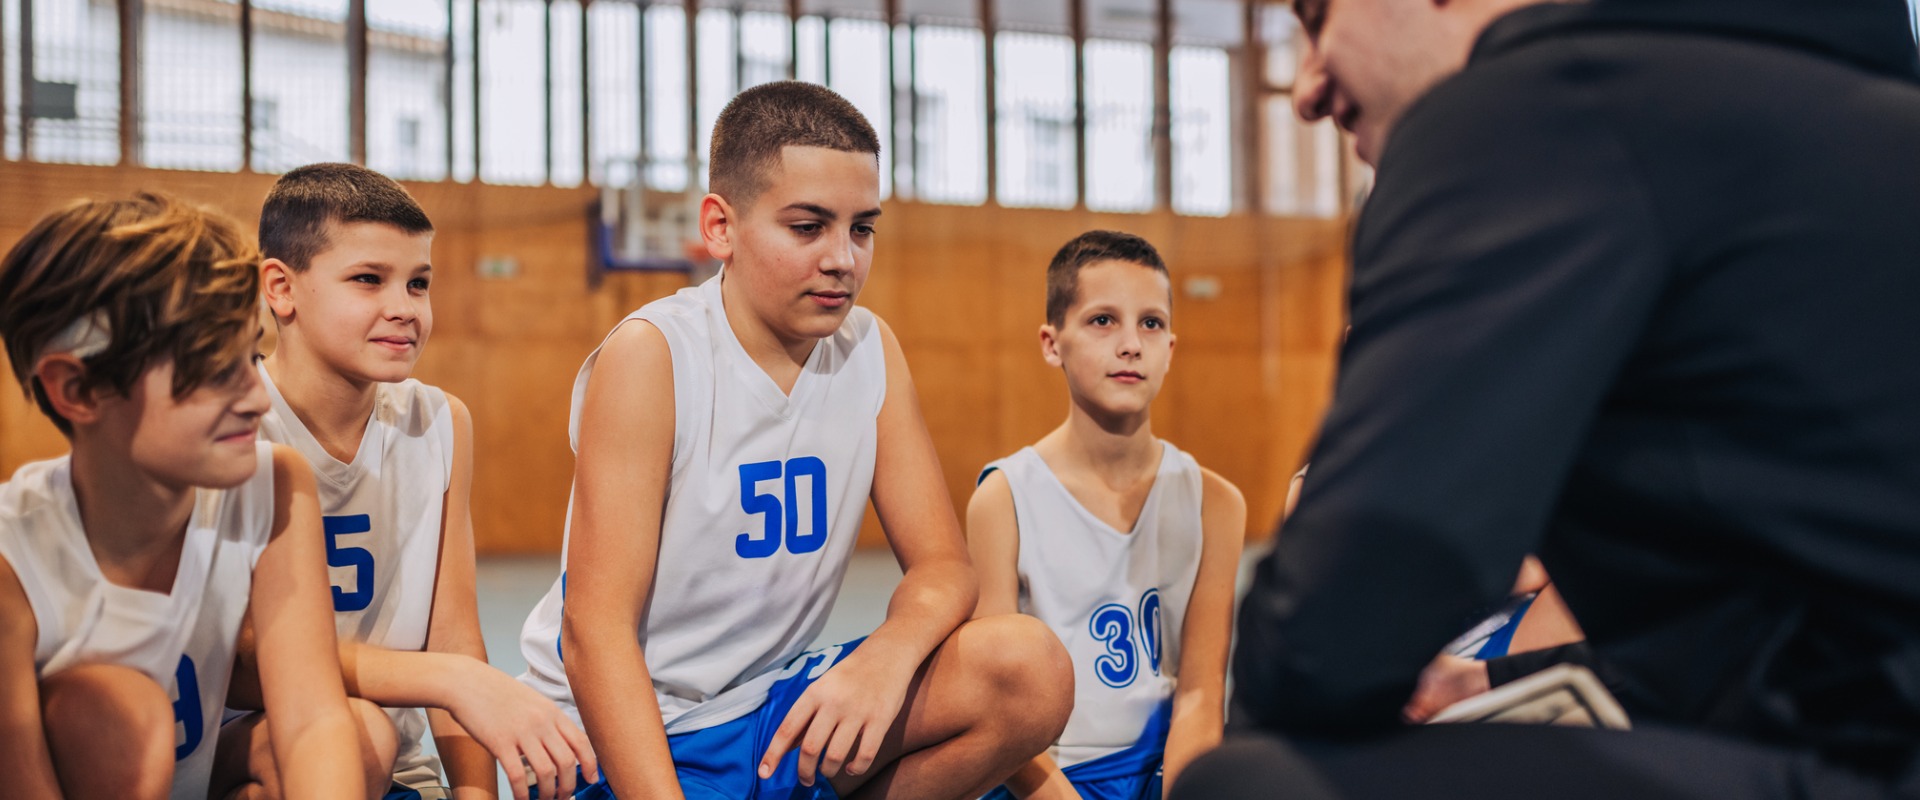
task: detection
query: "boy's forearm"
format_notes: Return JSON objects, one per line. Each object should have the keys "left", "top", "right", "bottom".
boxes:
{"left": 865, "top": 557, "right": 976, "bottom": 665}
{"left": 339, "top": 641, "right": 473, "bottom": 711}
{"left": 567, "top": 628, "right": 682, "bottom": 800}
{"left": 273, "top": 705, "right": 366, "bottom": 800}
{"left": 430, "top": 707, "right": 500, "bottom": 800}
{"left": 1161, "top": 688, "right": 1225, "bottom": 793}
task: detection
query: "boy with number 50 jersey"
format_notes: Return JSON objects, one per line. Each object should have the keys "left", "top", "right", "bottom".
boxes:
{"left": 969, "top": 232, "right": 1246, "bottom": 800}
{"left": 517, "top": 81, "right": 1071, "bottom": 800}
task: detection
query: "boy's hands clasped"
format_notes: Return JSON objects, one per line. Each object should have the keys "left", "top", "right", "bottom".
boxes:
{"left": 760, "top": 645, "right": 918, "bottom": 788}
{"left": 447, "top": 662, "right": 600, "bottom": 800}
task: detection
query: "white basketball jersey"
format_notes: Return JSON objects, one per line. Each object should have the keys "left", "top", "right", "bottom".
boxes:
{"left": 0, "top": 443, "right": 275, "bottom": 800}
{"left": 983, "top": 443, "right": 1204, "bottom": 767}
{"left": 259, "top": 367, "right": 453, "bottom": 787}
{"left": 520, "top": 272, "right": 886, "bottom": 734}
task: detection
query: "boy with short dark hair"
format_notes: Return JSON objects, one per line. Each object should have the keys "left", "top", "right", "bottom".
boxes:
{"left": 232, "top": 163, "right": 595, "bottom": 800}
{"left": 0, "top": 192, "right": 371, "bottom": 800}
{"left": 517, "top": 80, "right": 1072, "bottom": 799}
{"left": 969, "top": 230, "right": 1246, "bottom": 799}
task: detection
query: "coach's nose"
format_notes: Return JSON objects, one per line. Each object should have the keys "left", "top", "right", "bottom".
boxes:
{"left": 1294, "top": 39, "right": 1334, "bottom": 124}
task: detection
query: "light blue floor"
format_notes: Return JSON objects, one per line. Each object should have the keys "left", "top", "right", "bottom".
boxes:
{"left": 440, "top": 547, "right": 1266, "bottom": 796}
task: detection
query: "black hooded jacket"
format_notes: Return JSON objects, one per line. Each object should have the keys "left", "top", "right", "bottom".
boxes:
{"left": 1234, "top": 0, "right": 1920, "bottom": 779}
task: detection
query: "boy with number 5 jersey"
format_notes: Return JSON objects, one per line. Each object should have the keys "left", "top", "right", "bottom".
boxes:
{"left": 969, "top": 232, "right": 1246, "bottom": 800}
{"left": 235, "top": 164, "right": 596, "bottom": 800}
{"left": 517, "top": 81, "right": 1072, "bottom": 800}
{"left": 0, "top": 193, "right": 370, "bottom": 800}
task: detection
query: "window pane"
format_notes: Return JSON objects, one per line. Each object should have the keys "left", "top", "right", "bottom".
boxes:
{"left": 1171, "top": 46, "right": 1229, "bottom": 216}
{"left": 369, "top": 0, "right": 450, "bottom": 181}
{"left": 477, "top": 0, "right": 544, "bottom": 184}
{"left": 1084, "top": 38, "right": 1151, "bottom": 212}
{"left": 588, "top": 0, "right": 642, "bottom": 187}
{"left": 644, "top": 3, "right": 688, "bottom": 190}
{"left": 1263, "top": 95, "right": 1339, "bottom": 218}
{"left": 26, "top": 0, "right": 118, "bottom": 165}
{"left": 912, "top": 25, "right": 985, "bottom": 204}
{"left": 740, "top": 11, "right": 790, "bottom": 90}
{"left": 451, "top": 0, "right": 476, "bottom": 182}
{"left": 694, "top": 7, "right": 735, "bottom": 189}
{"left": 995, "top": 31, "right": 1073, "bottom": 208}
{"left": 142, "top": 0, "right": 243, "bottom": 171}
{"left": 549, "top": 0, "right": 583, "bottom": 187}
{"left": 3, "top": 0, "right": 19, "bottom": 159}
{"left": 252, "top": 0, "right": 348, "bottom": 172}
{"left": 795, "top": 15, "right": 825, "bottom": 84}
{"left": 829, "top": 17, "right": 891, "bottom": 198}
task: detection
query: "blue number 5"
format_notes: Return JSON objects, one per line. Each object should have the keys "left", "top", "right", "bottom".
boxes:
{"left": 172, "top": 654, "right": 202, "bottom": 760}
{"left": 1089, "top": 603, "right": 1138, "bottom": 687}
{"left": 736, "top": 461, "right": 785, "bottom": 558}
{"left": 323, "top": 514, "right": 375, "bottom": 612}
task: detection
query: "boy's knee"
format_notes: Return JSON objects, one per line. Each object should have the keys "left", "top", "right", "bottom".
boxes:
{"left": 967, "top": 615, "right": 1073, "bottom": 736}
{"left": 41, "top": 664, "right": 176, "bottom": 799}
{"left": 348, "top": 698, "right": 400, "bottom": 781}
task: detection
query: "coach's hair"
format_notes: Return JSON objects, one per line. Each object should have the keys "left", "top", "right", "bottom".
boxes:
{"left": 0, "top": 192, "right": 262, "bottom": 435}
{"left": 709, "top": 81, "right": 880, "bottom": 208}
{"left": 259, "top": 162, "right": 433, "bottom": 271}
{"left": 1045, "top": 230, "right": 1170, "bottom": 327}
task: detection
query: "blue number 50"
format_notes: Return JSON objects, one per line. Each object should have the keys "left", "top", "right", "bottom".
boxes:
{"left": 736, "top": 457, "right": 830, "bottom": 558}
{"left": 323, "top": 514, "right": 375, "bottom": 612}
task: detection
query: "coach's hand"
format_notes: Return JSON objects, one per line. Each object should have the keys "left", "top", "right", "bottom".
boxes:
{"left": 760, "top": 646, "right": 917, "bottom": 788}
{"left": 448, "top": 661, "right": 601, "bottom": 800}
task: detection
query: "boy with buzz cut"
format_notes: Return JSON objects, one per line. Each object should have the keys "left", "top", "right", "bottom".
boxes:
{"left": 969, "top": 231, "right": 1246, "bottom": 800}
{"left": 517, "top": 80, "right": 1073, "bottom": 800}
{"left": 230, "top": 163, "right": 596, "bottom": 800}
{"left": 0, "top": 192, "right": 373, "bottom": 800}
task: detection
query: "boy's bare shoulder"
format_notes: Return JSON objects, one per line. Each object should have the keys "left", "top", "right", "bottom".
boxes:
{"left": 596, "top": 318, "right": 673, "bottom": 374}
{"left": 1198, "top": 466, "right": 1246, "bottom": 509}
{"left": 967, "top": 468, "right": 1014, "bottom": 515}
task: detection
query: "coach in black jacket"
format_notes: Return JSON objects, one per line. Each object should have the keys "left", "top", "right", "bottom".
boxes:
{"left": 1179, "top": 0, "right": 1920, "bottom": 796}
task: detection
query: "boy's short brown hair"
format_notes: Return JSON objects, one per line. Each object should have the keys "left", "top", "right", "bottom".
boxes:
{"left": 0, "top": 192, "right": 262, "bottom": 435}
{"left": 709, "top": 81, "right": 880, "bottom": 209}
{"left": 259, "top": 162, "right": 433, "bottom": 271}
{"left": 1045, "top": 230, "right": 1171, "bottom": 326}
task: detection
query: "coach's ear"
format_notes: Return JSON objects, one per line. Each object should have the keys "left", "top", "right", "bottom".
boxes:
{"left": 1039, "top": 323, "right": 1064, "bottom": 368}
{"left": 699, "top": 193, "right": 736, "bottom": 263}
{"left": 260, "top": 258, "right": 297, "bottom": 322}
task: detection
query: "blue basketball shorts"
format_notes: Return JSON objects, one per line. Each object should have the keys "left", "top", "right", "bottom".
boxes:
{"left": 573, "top": 638, "right": 863, "bottom": 800}
{"left": 981, "top": 699, "right": 1172, "bottom": 800}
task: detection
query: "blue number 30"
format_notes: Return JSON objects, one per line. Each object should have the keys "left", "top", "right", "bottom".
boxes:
{"left": 1088, "top": 589, "right": 1165, "bottom": 688}
{"left": 323, "top": 514, "right": 376, "bottom": 612}
{"left": 736, "top": 458, "right": 830, "bottom": 558}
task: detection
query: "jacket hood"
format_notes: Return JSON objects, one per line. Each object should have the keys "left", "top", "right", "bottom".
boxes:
{"left": 1479, "top": 0, "right": 1920, "bottom": 79}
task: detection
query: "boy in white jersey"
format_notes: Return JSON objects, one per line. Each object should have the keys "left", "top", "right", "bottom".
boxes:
{"left": 517, "top": 81, "right": 1072, "bottom": 800}
{"left": 968, "top": 231, "right": 1246, "bottom": 800}
{"left": 0, "top": 193, "right": 375, "bottom": 799}
{"left": 228, "top": 164, "right": 596, "bottom": 800}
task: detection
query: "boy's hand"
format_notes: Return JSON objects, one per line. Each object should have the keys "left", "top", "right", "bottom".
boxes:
{"left": 759, "top": 647, "right": 918, "bottom": 787}
{"left": 1402, "top": 654, "right": 1491, "bottom": 724}
{"left": 444, "top": 661, "right": 599, "bottom": 800}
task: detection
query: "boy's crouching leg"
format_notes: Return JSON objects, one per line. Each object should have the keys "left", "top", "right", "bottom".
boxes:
{"left": 834, "top": 614, "right": 1071, "bottom": 800}
{"left": 41, "top": 663, "right": 177, "bottom": 800}
{"left": 348, "top": 698, "right": 401, "bottom": 800}
{"left": 213, "top": 699, "right": 398, "bottom": 800}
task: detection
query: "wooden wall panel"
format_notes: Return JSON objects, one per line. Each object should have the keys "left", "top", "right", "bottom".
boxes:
{"left": 0, "top": 162, "right": 1349, "bottom": 555}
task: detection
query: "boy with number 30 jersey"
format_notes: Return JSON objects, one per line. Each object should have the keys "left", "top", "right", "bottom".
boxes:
{"left": 517, "top": 82, "right": 1072, "bottom": 800}
{"left": 969, "top": 232, "right": 1246, "bottom": 800}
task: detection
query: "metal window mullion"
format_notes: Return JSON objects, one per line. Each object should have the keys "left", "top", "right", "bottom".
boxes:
{"left": 1237, "top": 0, "right": 1261, "bottom": 214}
{"left": 544, "top": 0, "right": 554, "bottom": 184}
{"left": 638, "top": 0, "right": 648, "bottom": 179}
{"left": 684, "top": 0, "right": 697, "bottom": 183}
{"left": 883, "top": 0, "right": 900, "bottom": 197}
{"left": 1151, "top": 0, "right": 1171, "bottom": 211}
{"left": 349, "top": 0, "right": 368, "bottom": 164}
{"left": 118, "top": 0, "right": 141, "bottom": 166}
{"left": 444, "top": 0, "right": 456, "bottom": 178}
{"left": 472, "top": 0, "right": 482, "bottom": 181}
{"left": 1069, "top": 0, "right": 1086, "bottom": 209}
{"left": 242, "top": 0, "right": 254, "bottom": 171}
{"left": 20, "top": 0, "right": 34, "bottom": 158}
{"left": 786, "top": 0, "right": 798, "bottom": 79}
{"left": 981, "top": 0, "right": 996, "bottom": 204}
{"left": 582, "top": 0, "right": 592, "bottom": 183}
